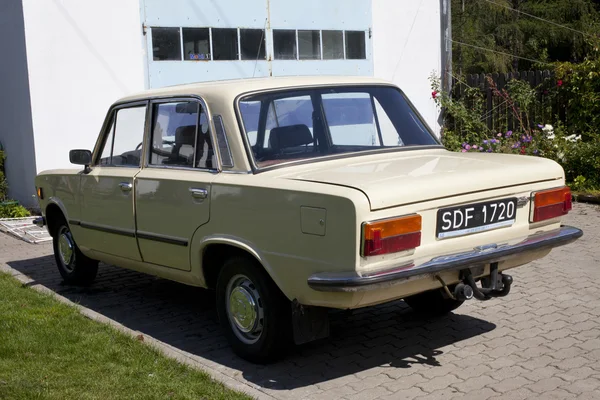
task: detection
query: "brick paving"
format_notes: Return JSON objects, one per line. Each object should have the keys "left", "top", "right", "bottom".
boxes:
{"left": 1, "top": 203, "right": 600, "bottom": 399}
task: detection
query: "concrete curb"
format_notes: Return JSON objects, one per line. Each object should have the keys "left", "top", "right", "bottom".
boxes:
{"left": 0, "top": 263, "right": 276, "bottom": 400}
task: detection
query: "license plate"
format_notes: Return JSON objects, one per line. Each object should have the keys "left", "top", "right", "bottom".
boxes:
{"left": 436, "top": 198, "right": 518, "bottom": 239}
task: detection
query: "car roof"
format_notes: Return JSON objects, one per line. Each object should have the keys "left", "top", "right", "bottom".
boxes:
{"left": 116, "top": 75, "right": 395, "bottom": 105}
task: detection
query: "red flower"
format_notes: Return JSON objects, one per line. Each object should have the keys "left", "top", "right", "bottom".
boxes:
{"left": 520, "top": 146, "right": 526, "bottom": 155}
{"left": 431, "top": 90, "right": 438, "bottom": 99}
{"left": 557, "top": 80, "right": 563, "bottom": 87}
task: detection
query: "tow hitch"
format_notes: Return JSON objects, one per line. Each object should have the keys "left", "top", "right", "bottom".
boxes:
{"left": 460, "top": 262, "right": 512, "bottom": 301}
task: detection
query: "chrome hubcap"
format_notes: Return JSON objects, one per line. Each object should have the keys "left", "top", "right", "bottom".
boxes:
{"left": 226, "top": 274, "right": 264, "bottom": 344}
{"left": 58, "top": 228, "right": 74, "bottom": 269}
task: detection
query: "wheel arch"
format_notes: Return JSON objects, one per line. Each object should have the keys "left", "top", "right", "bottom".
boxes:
{"left": 199, "top": 237, "right": 287, "bottom": 298}
{"left": 45, "top": 199, "right": 70, "bottom": 238}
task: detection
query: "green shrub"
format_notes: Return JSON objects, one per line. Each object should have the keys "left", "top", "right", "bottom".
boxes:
{"left": 0, "top": 203, "right": 30, "bottom": 218}
{"left": 563, "top": 140, "right": 600, "bottom": 189}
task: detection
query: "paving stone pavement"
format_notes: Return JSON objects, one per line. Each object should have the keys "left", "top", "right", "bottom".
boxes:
{"left": 1, "top": 203, "right": 600, "bottom": 399}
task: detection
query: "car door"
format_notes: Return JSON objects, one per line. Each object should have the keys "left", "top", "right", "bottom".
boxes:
{"left": 134, "top": 98, "right": 217, "bottom": 270}
{"left": 77, "top": 102, "right": 147, "bottom": 261}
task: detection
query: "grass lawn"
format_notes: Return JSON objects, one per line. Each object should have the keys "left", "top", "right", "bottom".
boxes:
{"left": 0, "top": 273, "right": 251, "bottom": 400}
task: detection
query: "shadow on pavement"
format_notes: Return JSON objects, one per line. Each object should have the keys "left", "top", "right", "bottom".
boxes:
{"left": 7, "top": 255, "right": 496, "bottom": 390}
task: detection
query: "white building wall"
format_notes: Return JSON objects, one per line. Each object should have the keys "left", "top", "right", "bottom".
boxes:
{"left": 21, "top": 0, "right": 147, "bottom": 174}
{"left": 372, "top": 0, "right": 442, "bottom": 134}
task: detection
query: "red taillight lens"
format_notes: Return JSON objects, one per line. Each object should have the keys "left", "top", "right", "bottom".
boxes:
{"left": 362, "top": 215, "right": 421, "bottom": 257}
{"left": 531, "top": 186, "right": 572, "bottom": 223}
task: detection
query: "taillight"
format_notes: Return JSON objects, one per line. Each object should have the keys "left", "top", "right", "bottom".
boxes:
{"left": 362, "top": 214, "right": 421, "bottom": 257}
{"left": 531, "top": 186, "right": 572, "bottom": 223}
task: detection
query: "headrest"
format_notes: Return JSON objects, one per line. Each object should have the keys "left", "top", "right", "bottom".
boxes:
{"left": 175, "top": 125, "right": 196, "bottom": 146}
{"left": 269, "top": 124, "right": 313, "bottom": 151}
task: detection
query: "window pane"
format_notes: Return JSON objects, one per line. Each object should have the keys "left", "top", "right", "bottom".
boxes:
{"left": 273, "top": 30, "right": 297, "bottom": 60}
{"left": 196, "top": 111, "right": 216, "bottom": 169}
{"left": 99, "top": 118, "right": 115, "bottom": 165}
{"left": 111, "top": 106, "right": 147, "bottom": 167}
{"left": 213, "top": 115, "right": 234, "bottom": 167}
{"left": 150, "top": 102, "right": 198, "bottom": 167}
{"left": 183, "top": 28, "right": 210, "bottom": 61}
{"left": 240, "top": 29, "right": 266, "bottom": 60}
{"left": 322, "top": 93, "right": 379, "bottom": 146}
{"left": 345, "top": 31, "right": 366, "bottom": 59}
{"left": 212, "top": 28, "right": 238, "bottom": 60}
{"left": 322, "top": 30, "right": 343, "bottom": 59}
{"left": 238, "top": 86, "right": 438, "bottom": 168}
{"left": 152, "top": 27, "right": 181, "bottom": 61}
{"left": 298, "top": 30, "right": 320, "bottom": 60}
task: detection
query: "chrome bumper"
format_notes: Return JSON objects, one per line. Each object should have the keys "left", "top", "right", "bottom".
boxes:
{"left": 308, "top": 225, "right": 583, "bottom": 292}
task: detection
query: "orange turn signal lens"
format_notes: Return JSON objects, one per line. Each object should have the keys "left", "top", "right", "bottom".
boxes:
{"left": 36, "top": 187, "right": 43, "bottom": 199}
{"left": 362, "top": 215, "right": 422, "bottom": 257}
{"left": 363, "top": 215, "right": 422, "bottom": 240}
{"left": 532, "top": 186, "right": 572, "bottom": 222}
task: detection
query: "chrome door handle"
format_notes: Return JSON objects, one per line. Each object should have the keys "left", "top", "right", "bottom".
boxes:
{"left": 119, "top": 182, "right": 133, "bottom": 192}
{"left": 189, "top": 188, "right": 208, "bottom": 199}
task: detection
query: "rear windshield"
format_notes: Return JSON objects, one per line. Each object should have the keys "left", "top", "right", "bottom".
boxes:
{"left": 237, "top": 85, "right": 439, "bottom": 168}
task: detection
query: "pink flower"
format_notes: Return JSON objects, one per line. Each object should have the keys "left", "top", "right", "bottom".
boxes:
{"left": 557, "top": 80, "right": 563, "bottom": 87}
{"left": 461, "top": 149, "right": 467, "bottom": 152}
{"left": 497, "top": 133, "right": 502, "bottom": 137}
{"left": 472, "top": 145, "right": 478, "bottom": 149}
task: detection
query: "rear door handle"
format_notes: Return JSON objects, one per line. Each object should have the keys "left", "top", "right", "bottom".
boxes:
{"left": 189, "top": 188, "right": 208, "bottom": 199}
{"left": 119, "top": 182, "right": 133, "bottom": 192}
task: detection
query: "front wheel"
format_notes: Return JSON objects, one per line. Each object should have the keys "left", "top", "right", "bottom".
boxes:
{"left": 216, "top": 257, "right": 291, "bottom": 363}
{"left": 52, "top": 221, "right": 98, "bottom": 286}
{"left": 404, "top": 287, "right": 464, "bottom": 316}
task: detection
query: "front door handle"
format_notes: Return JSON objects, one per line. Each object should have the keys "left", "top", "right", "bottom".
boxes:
{"left": 189, "top": 188, "right": 208, "bottom": 200}
{"left": 119, "top": 182, "right": 133, "bottom": 192}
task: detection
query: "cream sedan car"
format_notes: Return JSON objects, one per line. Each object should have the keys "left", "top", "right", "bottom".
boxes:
{"left": 34, "top": 76, "right": 582, "bottom": 363}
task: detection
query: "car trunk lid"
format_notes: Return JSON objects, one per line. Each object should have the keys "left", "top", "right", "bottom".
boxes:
{"left": 281, "top": 149, "right": 564, "bottom": 210}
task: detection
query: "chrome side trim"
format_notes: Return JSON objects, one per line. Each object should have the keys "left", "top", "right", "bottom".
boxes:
{"left": 79, "top": 222, "right": 135, "bottom": 238}
{"left": 136, "top": 231, "right": 188, "bottom": 247}
{"left": 307, "top": 225, "right": 583, "bottom": 292}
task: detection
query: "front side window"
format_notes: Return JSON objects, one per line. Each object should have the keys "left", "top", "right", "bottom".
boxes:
{"left": 149, "top": 101, "right": 215, "bottom": 169}
{"left": 98, "top": 106, "right": 147, "bottom": 167}
{"left": 238, "top": 86, "right": 438, "bottom": 168}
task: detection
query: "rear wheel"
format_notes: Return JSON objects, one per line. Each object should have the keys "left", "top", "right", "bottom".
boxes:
{"left": 404, "top": 287, "right": 464, "bottom": 316}
{"left": 216, "top": 256, "right": 291, "bottom": 363}
{"left": 52, "top": 220, "right": 98, "bottom": 286}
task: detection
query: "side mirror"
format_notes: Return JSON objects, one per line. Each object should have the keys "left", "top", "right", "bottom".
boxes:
{"left": 69, "top": 149, "right": 92, "bottom": 169}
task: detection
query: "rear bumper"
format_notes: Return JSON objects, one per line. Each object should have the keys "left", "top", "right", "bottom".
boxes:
{"left": 308, "top": 225, "right": 582, "bottom": 292}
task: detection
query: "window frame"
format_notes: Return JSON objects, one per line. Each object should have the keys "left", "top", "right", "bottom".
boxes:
{"left": 92, "top": 101, "right": 150, "bottom": 168}
{"left": 234, "top": 84, "right": 443, "bottom": 174}
{"left": 143, "top": 96, "right": 220, "bottom": 173}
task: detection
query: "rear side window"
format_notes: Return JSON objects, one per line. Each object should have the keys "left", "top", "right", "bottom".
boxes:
{"left": 98, "top": 106, "right": 147, "bottom": 167}
{"left": 148, "top": 101, "right": 216, "bottom": 169}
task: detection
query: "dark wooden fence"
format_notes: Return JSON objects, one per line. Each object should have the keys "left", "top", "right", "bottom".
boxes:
{"left": 451, "top": 70, "right": 563, "bottom": 133}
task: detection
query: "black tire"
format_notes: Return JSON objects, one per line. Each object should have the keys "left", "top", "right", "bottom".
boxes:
{"left": 52, "top": 219, "right": 98, "bottom": 286}
{"left": 216, "top": 256, "right": 291, "bottom": 363}
{"left": 404, "top": 287, "right": 464, "bottom": 316}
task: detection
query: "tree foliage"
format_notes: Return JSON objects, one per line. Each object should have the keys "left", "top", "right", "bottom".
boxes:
{"left": 453, "top": 0, "right": 600, "bottom": 74}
